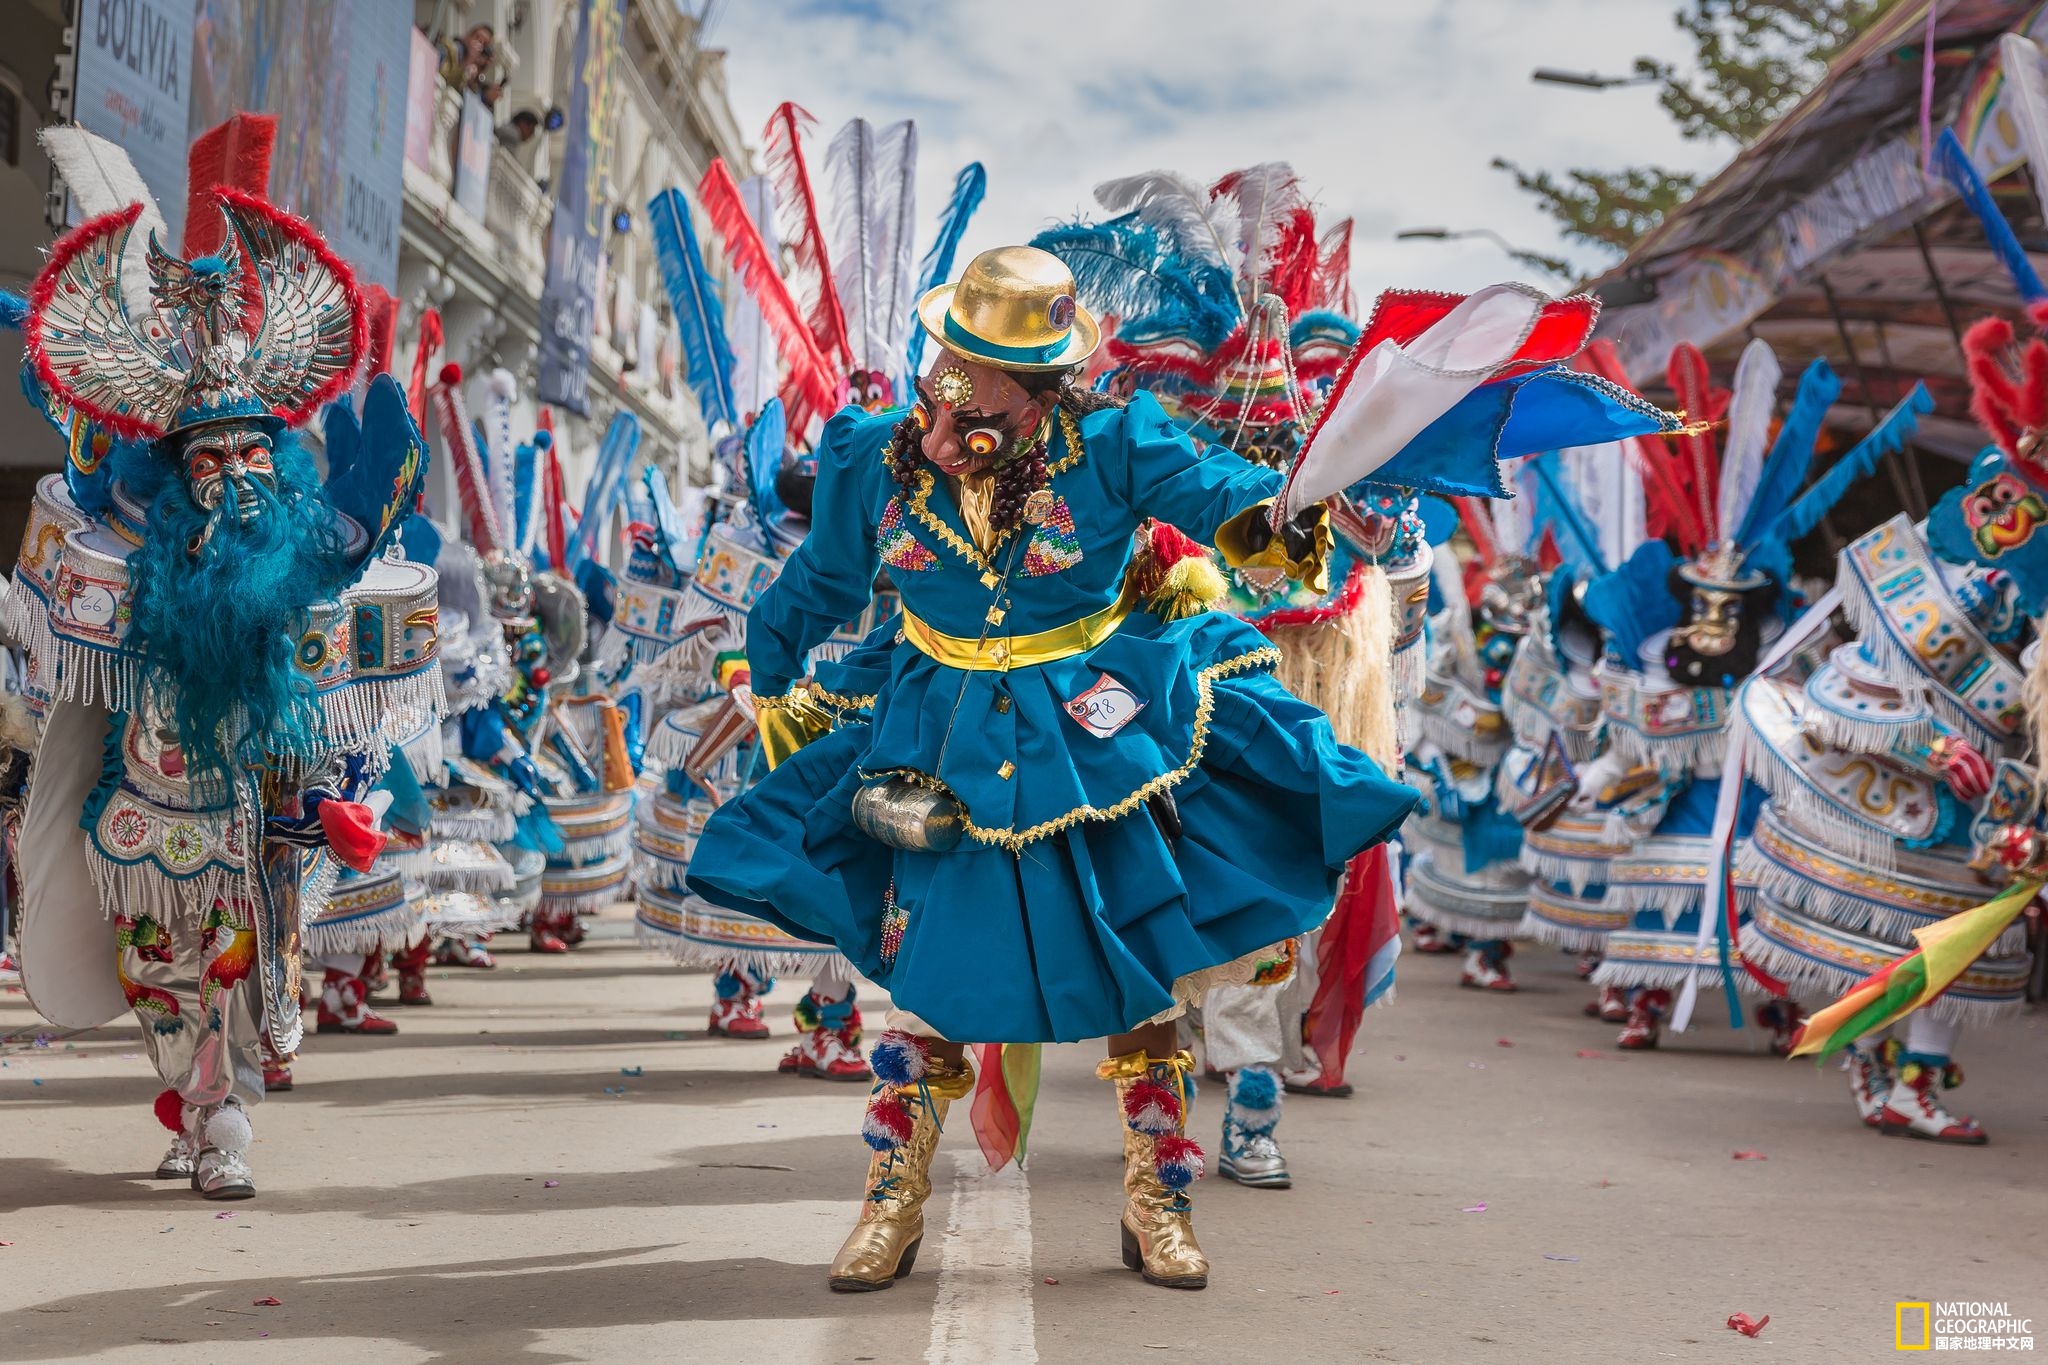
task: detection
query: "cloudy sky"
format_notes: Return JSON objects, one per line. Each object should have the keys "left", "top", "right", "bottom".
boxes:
{"left": 710, "top": 0, "right": 1738, "bottom": 297}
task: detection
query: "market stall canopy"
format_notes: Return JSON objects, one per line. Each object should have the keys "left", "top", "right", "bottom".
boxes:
{"left": 1592, "top": 1, "right": 2048, "bottom": 471}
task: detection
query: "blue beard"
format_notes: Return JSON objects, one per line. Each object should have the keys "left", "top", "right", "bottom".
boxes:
{"left": 119, "top": 431, "right": 355, "bottom": 799}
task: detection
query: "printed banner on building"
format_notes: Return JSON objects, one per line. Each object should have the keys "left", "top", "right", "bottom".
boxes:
{"left": 404, "top": 27, "right": 440, "bottom": 173}
{"left": 188, "top": 0, "right": 411, "bottom": 287}
{"left": 537, "top": 0, "right": 626, "bottom": 416}
{"left": 453, "top": 91, "right": 494, "bottom": 221}
{"left": 70, "top": 0, "right": 195, "bottom": 242}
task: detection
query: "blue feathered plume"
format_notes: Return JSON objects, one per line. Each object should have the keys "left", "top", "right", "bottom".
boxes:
{"left": 1733, "top": 358, "right": 1840, "bottom": 549}
{"left": 570, "top": 412, "right": 642, "bottom": 570}
{"left": 746, "top": 399, "right": 789, "bottom": 539}
{"left": 904, "top": 162, "right": 986, "bottom": 382}
{"left": 1525, "top": 450, "right": 1609, "bottom": 580}
{"left": 1031, "top": 215, "right": 1239, "bottom": 352}
{"left": 645, "top": 464, "right": 693, "bottom": 577}
{"left": 514, "top": 433, "right": 543, "bottom": 556}
{"left": 1583, "top": 539, "right": 1682, "bottom": 668}
{"left": 1744, "top": 382, "right": 1931, "bottom": 591}
{"left": 1936, "top": 128, "right": 2046, "bottom": 302}
{"left": 648, "top": 188, "right": 739, "bottom": 433}
{"left": 323, "top": 373, "right": 429, "bottom": 567}
{"left": 0, "top": 290, "right": 25, "bottom": 331}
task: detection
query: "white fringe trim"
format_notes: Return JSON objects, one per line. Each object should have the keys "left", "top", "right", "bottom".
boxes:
{"left": 1735, "top": 925, "right": 2026, "bottom": 1028}
{"left": 1802, "top": 700, "right": 1932, "bottom": 756}
{"left": 1837, "top": 583, "right": 2005, "bottom": 752}
{"left": 1417, "top": 709, "right": 1509, "bottom": 766}
{"left": 1740, "top": 729, "right": 1902, "bottom": 873}
{"left": 85, "top": 853, "right": 239, "bottom": 924}
{"left": 301, "top": 895, "right": 420, "bottom": 957}
{"left": 1515, "top": 911, "right": 1612, "bottom": 952}
{"left": 1519, "top": 848, "right": 1608, "bottom": 896}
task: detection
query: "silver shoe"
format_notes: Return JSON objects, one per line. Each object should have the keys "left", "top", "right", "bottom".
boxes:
{"left": 193, "top": 1147, "right": 255, "bottom": 1200}
{"left": 1218, "top": 1121, "right": 1292, "bottom": 1188}
{"left": 154, "top": 1131, "right": 197, "bottom": 1180}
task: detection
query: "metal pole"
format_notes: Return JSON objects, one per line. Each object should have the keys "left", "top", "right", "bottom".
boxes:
{"left": 1910, "top": 219, "right": 1969, "bottom": 355}
{"left": 1818, "top": 274, "right": 1922, "bottom": 518}
{"left": 1870, "top": 320, "right": 1931, "bottom": 513}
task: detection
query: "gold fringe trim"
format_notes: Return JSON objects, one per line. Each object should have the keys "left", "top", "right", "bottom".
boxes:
{"left": 959, "top": 645, "right": 1281, "bottom": 852}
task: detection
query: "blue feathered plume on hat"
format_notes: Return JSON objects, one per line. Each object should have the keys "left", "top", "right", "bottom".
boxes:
{"left": 648, "top": 188, "right": 739, "bottom": 435}
{"left": 903, "top": 162, "right": 987, "bottom": 383}
{"left": 1030, "top": 214, "right": 1239, "bottom": 353}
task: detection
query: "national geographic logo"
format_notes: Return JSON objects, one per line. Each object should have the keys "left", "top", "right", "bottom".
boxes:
{"left": 1896, "top": 1301, "right": 2036, "bottom": 1351}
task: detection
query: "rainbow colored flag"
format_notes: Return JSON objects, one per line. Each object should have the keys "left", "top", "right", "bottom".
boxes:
{"left": 1788, "top": 879, "right": 2040, "bottom": 1062}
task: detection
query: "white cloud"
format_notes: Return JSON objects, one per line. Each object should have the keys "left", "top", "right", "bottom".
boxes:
{"left": 709, "top": 0, "right": 1738, "bottom": 297}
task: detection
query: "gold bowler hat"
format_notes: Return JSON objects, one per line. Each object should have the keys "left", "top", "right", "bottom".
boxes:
{"left": 916, "top": 246, "right": 1101, "bottom": 373}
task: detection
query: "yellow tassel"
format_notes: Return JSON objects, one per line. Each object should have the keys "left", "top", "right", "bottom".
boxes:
{"left": 1148, "top": 554, "right": 1229, "bottom": 622}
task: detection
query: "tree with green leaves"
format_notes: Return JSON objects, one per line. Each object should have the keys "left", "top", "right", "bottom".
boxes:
{"left": 1498, "top": 0, "right": 1887, "bottom": 256}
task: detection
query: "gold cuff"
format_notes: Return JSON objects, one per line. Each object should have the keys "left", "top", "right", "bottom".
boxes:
{"left": 1213, "top": 500, "right": 1330, "bottom": 593}
{"left": 755, "top": 688, "right": 833, "bottom": 769}
{"left": 1095, "top": 1048, "right": 1196, "bottom": 1083}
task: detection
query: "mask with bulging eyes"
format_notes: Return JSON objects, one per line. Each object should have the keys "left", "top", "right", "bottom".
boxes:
{"left": 1664, "top": 561, "right": 1777, "bottom": 686}
{"left": 179, "top": 422, "right": 277, "bottom": 526}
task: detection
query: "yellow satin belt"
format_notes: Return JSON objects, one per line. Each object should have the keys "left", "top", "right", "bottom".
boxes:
{"left": 900, "top": 577, "right": 1140, "bottom": 672}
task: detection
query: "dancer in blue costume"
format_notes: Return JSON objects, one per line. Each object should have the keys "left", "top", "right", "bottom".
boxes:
{"left": 687, "top": 246, "right": 1414, "bottom": 1293}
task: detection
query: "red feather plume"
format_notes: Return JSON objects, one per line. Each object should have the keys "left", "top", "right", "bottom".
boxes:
{"left": 1311, "top": 218, "right": 1354, "bottom": 316}
{"left": 361, "top": 284, "right": 399, "bottom": 378}
{"left": 762, "top": 103, "right": 851, "bottom": 373}
{"left": 407, "top": 307, "right": 444, "bottom": 430}
{"left": 1963, "top": 312, "right": 2048, "bottom": 484}
{"left": 183, "top": 113, "right": 277, "bottom": 256}
{"left": 1665, "top": 343, "right": 1727, "bottom": 552}
{"left": 1578, "top": 340, "right": 1702, "bottom": 553}
{"left": 699, "top": 157, "right": 841, "bottom": 434}
{"left": 1265, "top": 206, "right": 1320, "bottom": 314}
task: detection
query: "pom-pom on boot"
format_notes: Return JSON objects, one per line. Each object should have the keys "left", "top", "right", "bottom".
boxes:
{"left": 317, "top": 968, "right": 400, "bottom": 1035}
{"left": 1616, "top": 989, "right": 1669, "bottom": 1051}
{"left": 1879, "top": 1054, "right": 1987, "bottom": 1145}
{"left": 1843, "top": 1038, "right": 1893, "bottom": 1129}
{"left": 707, "top": 966, "right": 773, "bottom": 1039}
{"left": 192, "top": 1097, "right": 255, "bottom": 1200}
{"left": 1218, "top": 1066, "right": 1289, "bottom": 1189}
{"left": 153, "top": 1091, "right": 197, "bottom": 1178}
{"left": 1101, "top": 1049, "right": 1208, "bottom": 1289}
{"left": 779, "top": 989, "right": 870, "bottom": 1080}
{"left": 828, "top": 1032, "right": 973, "bottom": 1292}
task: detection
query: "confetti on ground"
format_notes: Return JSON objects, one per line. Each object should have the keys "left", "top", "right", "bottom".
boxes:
{"left": 160, "top": 1226, "right": 174, "bottom": 1234}
{"left": 214, "top": 1212, "right": 237, "bottom": 1220}
{"left": 543, "top": 1180, "right": 559, "bottom": 1188}
{"left": 1467, "top": 1062, "right": 1487, "bottom": 1070}
{"left": 0, "top": 1241, "right": 13, "bottom": 1247}
{"left": 601, "top": 1086, "right": 626, "bottom": 1096}
{"left": 1726, "top": 1312, "right": 1769, "bottom": 1338}
{"left": 1496, "top": 1038, "right": 1514, "bottom": 1047}
{"left": 620, "top": 1066, "right": 643, "bottom": 1077}
{"left": 1460, "top": 1203, "right": 1488, "bottom": 1213}
{"left": 1576, "top": 1049, "right": 1603, "bottom": 1059}
{"left": 252, "top": 1297, "right": 282, "bottom": 1307}
{"left": 1043, "top": 1277, "right": 1058, "bottom": 1285}
{"left": 1393, "top": 1054, "right": 1406, "bottom": 1062}
{"left": 1732, "top": 1150, "right": 1768, "bottom": 1161}
{"left": 1542, "top": 1254, "right": 1579, "bottom": 1262}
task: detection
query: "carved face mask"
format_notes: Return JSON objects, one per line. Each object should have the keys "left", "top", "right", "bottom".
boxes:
{"left": 1664, "top": 566, "right": 1777, "bottom": 686}
{"left": 180, "top": 423, "right": 277, "bottom": 527}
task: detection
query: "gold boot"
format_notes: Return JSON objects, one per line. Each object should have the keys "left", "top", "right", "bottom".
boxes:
{"left": 1099, "top": 1049, "right": 1209, "bottom": 1290}
{"left": 828, "top": 1045, "right": 974, "bottom": 1292}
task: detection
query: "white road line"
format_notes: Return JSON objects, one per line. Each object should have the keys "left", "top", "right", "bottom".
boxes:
{"left": 925, "top": 1150, "right": 1038, "bottom": 1365}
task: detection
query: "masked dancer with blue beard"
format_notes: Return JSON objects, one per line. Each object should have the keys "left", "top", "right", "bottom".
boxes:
{"left": 7, "top": 174, "right": 441, "bottom": 1201}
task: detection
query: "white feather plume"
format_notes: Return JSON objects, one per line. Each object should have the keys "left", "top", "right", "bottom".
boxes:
{"left": 1492, "top": 459, "right": 1535, "bottom": 558}
{"left": 1093, "top": 169, "right": 1240, "bottom": 273}
{"left": 485, "top": 367, "right": 518, "bottom": 540}
{"left": 827, "top": 118, "right": 889, "bottom": 373}
{"left": 1716, "top": 337, "right": 1781, "bottom": 545}
{"left": 40, "top": 126, "right": 167, "bottom": 322}
{"left": 1431, "top": 551, "right": 1483, "bottom": 692}
{"left": 1213, "top": 161, "right": 1303, "bottom": 297}
{"left": 729, "top": 175, "right": 781, "bottom": 419}
{"left": 873, "top": 120, "right": 920, "bottom": 372}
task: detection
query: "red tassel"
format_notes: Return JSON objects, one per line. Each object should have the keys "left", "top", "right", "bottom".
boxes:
{"left": 153, "top": 1088, "right": 185, "bottom": 1133}
{"left": 183, "top": 113, "right": 277, "bottom": 256}
{"left": 318, "top": 800, "right": 387, "bottom": 874}
{"left": 762, "top": 103, "right": 850, "bottom": 368}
